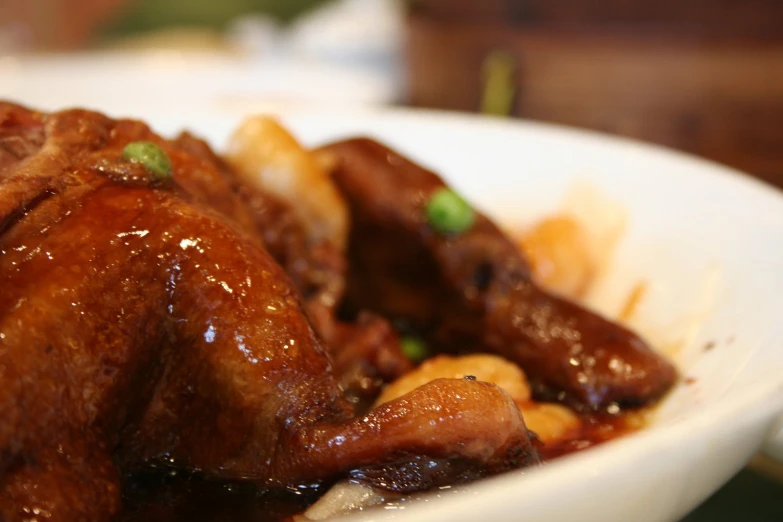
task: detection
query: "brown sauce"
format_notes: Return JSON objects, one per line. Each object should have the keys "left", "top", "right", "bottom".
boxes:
{"left": 538, "top": 410, "right": 645, "bottom": 461}
{"left": 119, "top": 410, "right": 644, "bottom": 521}
{"left": 119, "top": 467, "right": 324, "bottom": 522}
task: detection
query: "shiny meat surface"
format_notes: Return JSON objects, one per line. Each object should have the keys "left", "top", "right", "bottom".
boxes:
{"left": 174, "top": 131, "right": 412, "bottom": 403}
{"left": 322, "top": 138, "right": 677, "bottom": 410}
{"left": 0, "top": 103, "right": 538, "bottom": 521}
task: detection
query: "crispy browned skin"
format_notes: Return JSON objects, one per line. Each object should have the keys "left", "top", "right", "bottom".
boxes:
{"left": 322, "top": 138, "right": 678, "bottom": 411}
{"left": 173, "top": 132, "right": 412, "bottom": 402}
{"left": 0, "top": 104, "right": 537, "bottom": 521}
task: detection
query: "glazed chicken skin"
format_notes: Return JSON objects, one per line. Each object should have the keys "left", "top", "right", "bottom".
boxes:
{"left": 0, "top": 103, "right": 538, "bottom": 521}
{"left": 174, "top": 130, "right": 413, "bottom": 402}
{"left": 321, "top": 138, "right": 678, "bottom": 410}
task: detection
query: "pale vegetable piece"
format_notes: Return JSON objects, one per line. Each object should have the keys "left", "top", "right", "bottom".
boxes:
{"left": 518, "top": 403, "right": 581, "bottom": 445}
{"left": 519, "top": 215, "right": 594, "bottom": 299}
{"left": 618, "top": 282, "right": 648, "bottom": 323}
{"left": 374, "top": 354, "right": 531, "bottom": 407}
{"left": 301, "top": 481, "right": 393, "bottom": 521}
{"left": 517, "top": 181, "right": 628, "bottom": 300}
{"left": 561, "top": 181, "right": 627, "bottom": 284}
{"left": 225, "top": 116, "right": 349, "bottom": 249}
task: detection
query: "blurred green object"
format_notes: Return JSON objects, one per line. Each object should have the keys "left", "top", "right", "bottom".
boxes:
{"left": 400, "top": 336, "right": 428, "bottom": 363}
{"left": 104, "top": 0, "right": 330, "bottom": 37}
{"left": 480, "top": 50, "right": 517, "bottom": 117}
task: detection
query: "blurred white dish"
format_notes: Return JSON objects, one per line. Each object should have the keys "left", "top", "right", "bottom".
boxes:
{"left": 0, "top": 51, "right": 397, "bottom": 118}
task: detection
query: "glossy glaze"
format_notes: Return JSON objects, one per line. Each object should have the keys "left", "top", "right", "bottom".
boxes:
{"left": 0, "top": 103, "right": 538, "bottom": 521}
{"left": 322, "top": 138, "right": 677, "bottom": 410}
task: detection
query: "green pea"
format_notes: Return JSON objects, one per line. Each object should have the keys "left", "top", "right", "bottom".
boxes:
{"left": 425, "top": 188, "right": 475, "bottom": 235}
{"left": 400, "top": 336, "right": 429, "bottom": 363}
{"left": 122, "top": 141, "right": 172, "bottom": 180}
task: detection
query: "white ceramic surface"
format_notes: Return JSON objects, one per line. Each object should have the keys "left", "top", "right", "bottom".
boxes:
{"left": 0, "top": 52, "right": 397, "bottom": 115}
{"left": 5, "top": 95, "right": 783, "bottom": 520}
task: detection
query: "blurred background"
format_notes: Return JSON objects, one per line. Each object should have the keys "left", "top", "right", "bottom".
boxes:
{"left": 0, "top": 1, "right": 782, "bottom": 519}
{"left": 1, "top": 0, "right": 782, "bottom": 188}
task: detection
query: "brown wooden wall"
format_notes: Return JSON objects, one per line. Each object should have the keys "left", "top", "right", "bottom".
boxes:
{"left": 406, "top": 1, "right": 783, "bottom": 188}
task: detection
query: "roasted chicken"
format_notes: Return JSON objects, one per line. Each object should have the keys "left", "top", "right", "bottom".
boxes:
{"left": 0, "top": 103, "right": 537, "bottom": 521}
{"left": 0, "top": 102, "right": 677, "bottom": 521}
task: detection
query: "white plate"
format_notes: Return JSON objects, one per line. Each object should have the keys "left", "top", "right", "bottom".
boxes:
{"left": 158, "top": 107, "right": 783, "bottom": 522}
{"left": 6, "top": 96, "right": 783, "bottom": 521}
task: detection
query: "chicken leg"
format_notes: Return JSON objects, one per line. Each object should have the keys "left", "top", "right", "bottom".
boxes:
{"left": 321, "top": 138, "right": 678, "bottom": 411}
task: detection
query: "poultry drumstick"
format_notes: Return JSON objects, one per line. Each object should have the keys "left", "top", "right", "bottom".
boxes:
{"left": 321, "top": 138, "right": 678, "bottom": 410}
